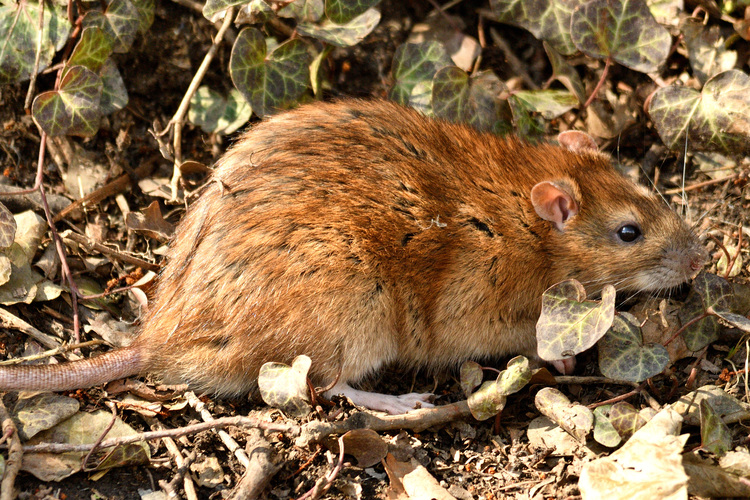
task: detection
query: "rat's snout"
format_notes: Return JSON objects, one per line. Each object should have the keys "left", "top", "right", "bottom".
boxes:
{"left": 687, "top": 245, "right": 709, "bottom": 278}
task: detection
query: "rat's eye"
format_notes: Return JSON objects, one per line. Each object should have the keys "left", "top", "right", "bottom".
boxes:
{"left": 616, "top": 223, "right": 642, "bottom": 243}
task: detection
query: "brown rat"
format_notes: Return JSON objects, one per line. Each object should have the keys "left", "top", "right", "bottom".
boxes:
{"left": 0, "top": 100, "right": 706, "bottom": 413}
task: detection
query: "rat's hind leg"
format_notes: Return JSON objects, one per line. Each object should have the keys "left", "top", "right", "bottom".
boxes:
{"left": 325, "top": 381, "right": 433, "bottom": 414}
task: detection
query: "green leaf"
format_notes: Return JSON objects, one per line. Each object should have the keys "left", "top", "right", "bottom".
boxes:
{"left": 593, "top": 405, "right": 622, "bottom": 447}
{"left": 389, "top": 41, "right": 453, "bottom": 105}
{"left": 408, "top": 80, "right": 434, "bottom": 115}
{"left": 693, "top": 272, "right": 735, "bottom": 314}
{"left": 496, "top": 356, "right": 532, "bottom": 396}
{"left": 31, "top": 65, "right": 103, "bottom": 137}
{"left": 82, "top": 0, "right": 141, "bottom": 54}
{"left": 203, "top": 0, "right": 247, "bottom": 20}
{"left": 608, "top": 401, "right": 648, "bottom": 439}
{"left": 678, "top": 286, "right": 720, "bottom": 352}
{"left": 489, "top": 0, "right": 584, "bottom": 56}
{"left": 700, "top": 400, "right": 731, "bottom": 456}
{"left": 297, "top": 7, "right": 380, "bottom": 47}
{"left": 230, "top": 28, "right": 311, "bottom": 117}
{"left": 432, "top": 67, "right": 505, "bottom": 132}
{"left": 570, "top": 0, "right": 671, "bottom": 73}
{"left": 459, "top": 361, "right": 483, "bottom": 397}
{"left": 279, "top": 0, "right": 324, "bottom": 22}
{"left": 536, "top": 280, "right": 616, "bottom": 362}
{"left": 508, "top": 94, "right": 546, "bottom": 138}
{"left": 0, "top": 0, "right": 70, "bottom": 84}
{"left": 467, "top": 380, "right": 507, "bottom": 421}
{"left": 713, "top": 310, "right": 750, "bottom": 333}
{"left": 132, "top": 0, "right": 155, "bottom": 34}
{"left": 99, "top": 58, "right": 128, "bottom": 115}
{"left": 258, "top": 355, "right": 312, "bottom": 417}
{"left": 66, "top": 27, "right": 112, "bottom": 74}
{"left": 648, "top": 70, "right": 750, "bottom": 155}
{"left": 544, "top": 42, "right": 586, "bottom": 103}
{"left": 310, "top": 44, "right": 334, "bottom": 96}
{"left": 681, "top": 17, "right": 737, "bottom": 86}
{"left": 598, "top": 312, "right": 669, "bottom": 382}
{"left": 510, "top": 89, "right": 577, "bottom": 119}
{"left": 189, "top": 86, "right": 252, "bottom": 134}
{"left": 325, "top": 0, "right": 380, "bottom": 24}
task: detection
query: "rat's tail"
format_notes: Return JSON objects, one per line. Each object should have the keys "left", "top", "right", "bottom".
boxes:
{"left": 0, "top": 346, "right": 145, "bottom": 391}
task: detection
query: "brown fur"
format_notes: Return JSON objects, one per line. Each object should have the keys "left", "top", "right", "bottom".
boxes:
{"left": 0, "top": 100, "right": 706, "bottom": 398}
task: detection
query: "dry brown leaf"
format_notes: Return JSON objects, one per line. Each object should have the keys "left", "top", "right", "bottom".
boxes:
{"left": 383, "top": 453, "right": 455, "bottom": 500}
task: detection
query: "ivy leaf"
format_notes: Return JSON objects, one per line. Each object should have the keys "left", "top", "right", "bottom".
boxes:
{"left": 648, "top": 70, "right": 750, "bottom": 155}
{"left": 203, "top": 0, "right": 247, "bottom": 20}
{"left": 466, "top": 357, "right": 530, "bottom": 420}
{"left": 82, "top": 0, "right": 141, "bottom": 54}
{"left": 510, "top": 89, "right": 578, "bottom": 119}
{"left": 298, "top": 7, "right": 380, "bottom": 47}
{"left": 389, "top": 41, "right": 453, "bottom": 105}
{"left": 326, "top": 0, "right": 381, "bottom": 24}
{"left": 258, "top": 355, "right": 312, "bottom": 417}
{"left": 608, "top": 401, "right": 649, "bottom": 440}
{"left": 67, "top": 27, "right": 112, "bottom": 74}
{"left": 678, "top": 290, "right": 720, "bottom": 352}
{"left": 593, "top": 405, "right": 622, "bottom": 447}
{"left": 432, "top": 66, "right": 505, "bottom": 132}
{"left": 681, "top": 18, "right": 737, "bottom": 85}
{"left": 31, "top": 66, "right": 103, "bottom": 137}
{"left": 466, "top": 380, "right": 507, "bottom": 421}
{"left": 0, "top": 0, "right": 70, "bottom": 84}
{"left": 489, "top": 0, "right": 585, "bottom": 56}
{"left": 230, "top": 28, "right": 311, "bottom": 117}
{"left": 132, "top": 0, "right": 155, "bottom": 34}
{"left": 459, "top": 361, "right": 483, "bottom": 397}
{"left": 544, "top": 42, "right": 586, "bottom": 103}
{"left": 570, "top": 0, "right": 671, "bottom": 73}
{"left": 536, "top": 280, "right": 616, "bottom": 362}
{"left": 278, "top": 0, "right": 323, "bottom": 22}
{"left": 99, "top": 58, "right": 128, "bottom": 115}
{"left": 598, "top": 312, "right": 669, "bottom": 382}
{"left": 189, "top": 86, "right": 252, "bottom": 134}
{"left": 700, "top": 400, "right": 731, "bottom": 456}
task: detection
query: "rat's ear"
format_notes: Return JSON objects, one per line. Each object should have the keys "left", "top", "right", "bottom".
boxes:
{"left": 558, "top": 130, "right": 598, "bottom": 152}
{"left": 530, "top": 181, "right": 579, "bottom": 231}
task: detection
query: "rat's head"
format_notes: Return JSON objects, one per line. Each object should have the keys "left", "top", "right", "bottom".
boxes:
{"left": 531, "top": 132, "right": 707, "bottom": 295}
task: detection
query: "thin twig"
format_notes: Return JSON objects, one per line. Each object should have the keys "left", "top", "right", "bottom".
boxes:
{"left": 583, "top": 56, "right": 612, "bottom": 109}
{"left": 160, "top": 7, "right": 235, "bottom": 201}
{"left": 663, "top": 172, "right": 740, "bottom": 194}
{"left": 62, "top": 231, "right": 160, "bottom": 272}
{"left": 185, "top": 391, "right": 251, "bottom": 468}
{"left": 146, "top": 416, "right": 199, "bottom": 500}
{"left": 11, "top": 416, "right": 299, "bottom": 453}
{"left": 297, "top": 436, "right": 345, "bottom": 500}
{"left": 0, "top": 307, "right": 81, "bottom": 359}
{"left": 0, "top": 339, "right": 102, "bottom": 366}
{"left": 82, "top": 404, "right": 119, "bottom": 471}
{"left": 0, "top": 400, "right": 22, "bottom": 500}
